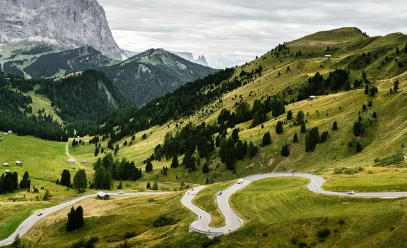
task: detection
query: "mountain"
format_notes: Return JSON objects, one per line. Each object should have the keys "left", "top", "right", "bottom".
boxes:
{"left": 0, "top": 0, "right": 125, "bottom": 60}
{"left": 24, "top": 46, "right": 112, "bottom": 79}
{"left": 101, "top": 27, "right": 407, "bottom": 181}
{"left": 167, "top": 50, "right": 209, "bottom": 66}
{"left": 103, "top": 48, "right": 217, "bottom": 106}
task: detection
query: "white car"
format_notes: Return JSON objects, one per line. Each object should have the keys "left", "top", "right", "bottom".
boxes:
{"left": 191, "top": 192, "right": 195, "bottom": 195}
{"left": 118, "top": 191, "right": 124, "bottom": 194}
{"left": 347, "top": 191, "right": 355, "bottom": 195}
{"left": 237, "top": 179, "right": 244, "bottom": 184}
{"left": 217, "top": 191, "right": 222, "bottom": 195}
{"left": 37, "top": 212, "right": 43, "bottom": 216}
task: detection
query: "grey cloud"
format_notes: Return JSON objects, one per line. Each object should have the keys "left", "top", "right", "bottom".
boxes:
{"left": 98, "top": 0, "right": 407, "bottom": 68}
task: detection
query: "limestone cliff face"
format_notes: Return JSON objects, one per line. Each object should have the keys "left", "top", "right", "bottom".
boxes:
{"left": 0, "top": 0, "right": 125, "bottom": 59}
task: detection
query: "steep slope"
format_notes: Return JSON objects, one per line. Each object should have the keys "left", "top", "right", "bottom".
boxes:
{"left": 80, "top": 27, "right": 407, "bottom": 186}
{"left": 36, "top": 70, "right": 132, "bottom": 124}
{"left": 0, "top": 0, "right": 124, "bottom": 60}
{"left": 103, "top": 49, "right": 218, "bottom": 106}
{"left": 24, "top": 46, "right": 113, "bottom": 79}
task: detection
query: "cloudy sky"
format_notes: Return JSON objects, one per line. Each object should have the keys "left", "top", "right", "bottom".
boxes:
{"left": 98, "top": 0, "right": 407, "bottom": 68}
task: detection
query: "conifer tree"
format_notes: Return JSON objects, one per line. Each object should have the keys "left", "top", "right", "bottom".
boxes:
{"left": 301, "top": 122, "right": 307, "bottom": 133}
{"left": 152, "top": 181, "right": 158, "bottom": 190}
{"left": 73, "top": 169, "right": 87, "bottom": 193}
{"left": 145, "top": 160, "right": 153, "bottom": 172}
{"left": 287, "top": 110, "right": 293, "bottom": 120}
{"left": 171, "top": 155, "right": 179, "bottom": 168}
{"left": 202, "top": 163, "right": 210, "bottom": 174}
{"left": 281, "top": 143, "right": 290, "bottom": 157}
{"left": 276, "top": 121, "right": 284, "bottom": 134}
{"left": 117, "top": 180, "right": 123, "bottom": 190}
{"left": 293, "top": 133, "right": 299, "bottom": 143}
{"left": 332, "top": 121, "right": 338, "bottom": 131}
{"left": 262, "top": 132, "right": 272, "bottom": 146}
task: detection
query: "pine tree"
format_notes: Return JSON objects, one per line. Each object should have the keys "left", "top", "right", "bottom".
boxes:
{"left": 305, "top": 127, "right": 320, "bottom": 152}
{"left": 145, "top": 160, "right": 153, "bottom": 172}
{"left": 248, "top": 141, "right": 258, "bottom": 158}
{"left": 43, "top": 189, "right": 50, "bottom": 201}
{"left": 225, "top": 138, "right": 236, "bottom": 171}
{"left": 146, "top": 182, "right": 151, "bottom": 189}
{"left": 60, "top": 169, "right": 71, "bottom": 187}
{"left": 73, "top": 169, "right": 87, "bottom": 193}
{"left": 94, "top": 166, "right": 106, "bottom": 189}
{"left": 202, "top": 163, "right": 210, "bottom": 174}
{"left": 293, "top": 133, "right": 299, "bottom": 143}
{"left": 152, "top": 181, "right": 158, "bottom": 190}
{"left": 353, "top": 122, "right": 364, "bottom": 136}
{"left": 301, "top": 122, "right": 307, "bottom": 133}
{"left": 235, "top": 140, "right": 246, "bottom": 160}
{"left": 66, "top": 206, "right": 84, "bottom": 231}
{"left": 296, "top": 111, "right": 305, "bottom": 125}
{"left": 320, "top": 131, "right": 329, "bottom": 143}
{"left": 262, "top": 132, "right": 272, "bottom": 146}
{"left": 281, "top": 143, "right": 290, "bottom": 157}
{"left": 117, "top": 180, "right": 123, "bottom": 190}
{"left": 276, "top": 121, "right": 284, "bottom": 134}
{"left": 287, "top": 110, "right": 293, "bottom": 120}
{"left": 332, "top": 121, "right": 338, "bottom": 131}
{"left": 232, "top": 129, "right": 239, "bottom": 143}
{"left": 94, "top": 147, "right": 99, "bottom": 157}
{"left": 171, "top": 155, "right": 179, "bottom": 168}
{"left": 103, "top": 170, "right": 113, "bottom": 190}
{"left": 19, "top": 171, "right": 31, "bottom": 189}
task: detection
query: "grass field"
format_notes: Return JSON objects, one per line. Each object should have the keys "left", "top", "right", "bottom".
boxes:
{"left": 22, "top": 193, "right": 212, "bottom": 248}
{"left": 218, "top": 177, "right": 407, "bottom": 247}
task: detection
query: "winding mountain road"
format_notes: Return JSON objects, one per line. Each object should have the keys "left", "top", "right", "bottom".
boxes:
{"left": 182, "top": 172, "right": 407, "bottom": 236}
{"left": 0, "top": 192, "right": 169, "bottom": 247}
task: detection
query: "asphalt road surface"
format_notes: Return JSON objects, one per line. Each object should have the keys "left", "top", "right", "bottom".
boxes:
{"left": 0, "top": 192, "right": 168, "bottom": 247}
{"left": 182, "top": 172, "right": 407, "bottom": 236}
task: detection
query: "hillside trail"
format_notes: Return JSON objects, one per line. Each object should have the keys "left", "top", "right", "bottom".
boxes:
{"left": 65, "top": 141, "right": 83, "bottom": 169}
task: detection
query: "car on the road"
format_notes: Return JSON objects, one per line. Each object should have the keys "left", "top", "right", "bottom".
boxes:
{"left": 347, "top": 191, "right": 355, "bottom": 195}
{"left": 217, "top": 191, "right": 222, "bottom": 195}
{"left": 118, "top": 191, "right": 124, "bottom": 194}
{"left": 37, "top": 212, "right": 43, "bottom": 216}
{"left": 191, "top": 192, "right": 195, "bottom": 195}
{"left": 237, "top": 179, "right": 244, "bottom": 184}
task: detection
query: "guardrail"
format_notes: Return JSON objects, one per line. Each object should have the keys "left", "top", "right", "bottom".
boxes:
{"left": 189, "top": 225, "right": 223, "bottom": 236}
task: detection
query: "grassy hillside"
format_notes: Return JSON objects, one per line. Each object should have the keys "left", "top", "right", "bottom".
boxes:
{"left": 66, "top": 27, "right": 407, "bottom": 190}
{"left": 4, "top": 27, "right": 407, "bottom": 247}
{"left": 19, "top": 177, "right": 407, "bottom": 248}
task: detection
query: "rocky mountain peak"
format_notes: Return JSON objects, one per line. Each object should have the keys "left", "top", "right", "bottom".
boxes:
{"left": 0, "top": 0, "right": 125, "bottom": 60}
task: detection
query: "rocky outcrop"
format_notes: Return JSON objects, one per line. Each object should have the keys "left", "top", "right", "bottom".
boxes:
{"left": 0, "top": 0, "right": 125, "bottom": 60}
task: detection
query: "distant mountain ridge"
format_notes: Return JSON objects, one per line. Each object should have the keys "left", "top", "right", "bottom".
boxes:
{"left": 0, "top": 0, "right": 125, "bottom": 60}
{"left": 166, "top": 50, "right": 209, "bottom": 66}
{"left": 103, "top": 48, "right": 218, "bottom": 106}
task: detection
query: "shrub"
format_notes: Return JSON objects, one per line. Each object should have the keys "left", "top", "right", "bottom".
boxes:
{"left": 290, "top": 237, "right": 298, "bottom": 244}
{"left": 153, "top": 215, "right": 175, "bottom": 227}
{"left": 262, "top": 232, "right": 268, "bottom": 237}
{"left": 317, "top": 228, "right": 331, "bottom": 238}
{"left": 124, "top": 232, "right": 136, "bottom": 239}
